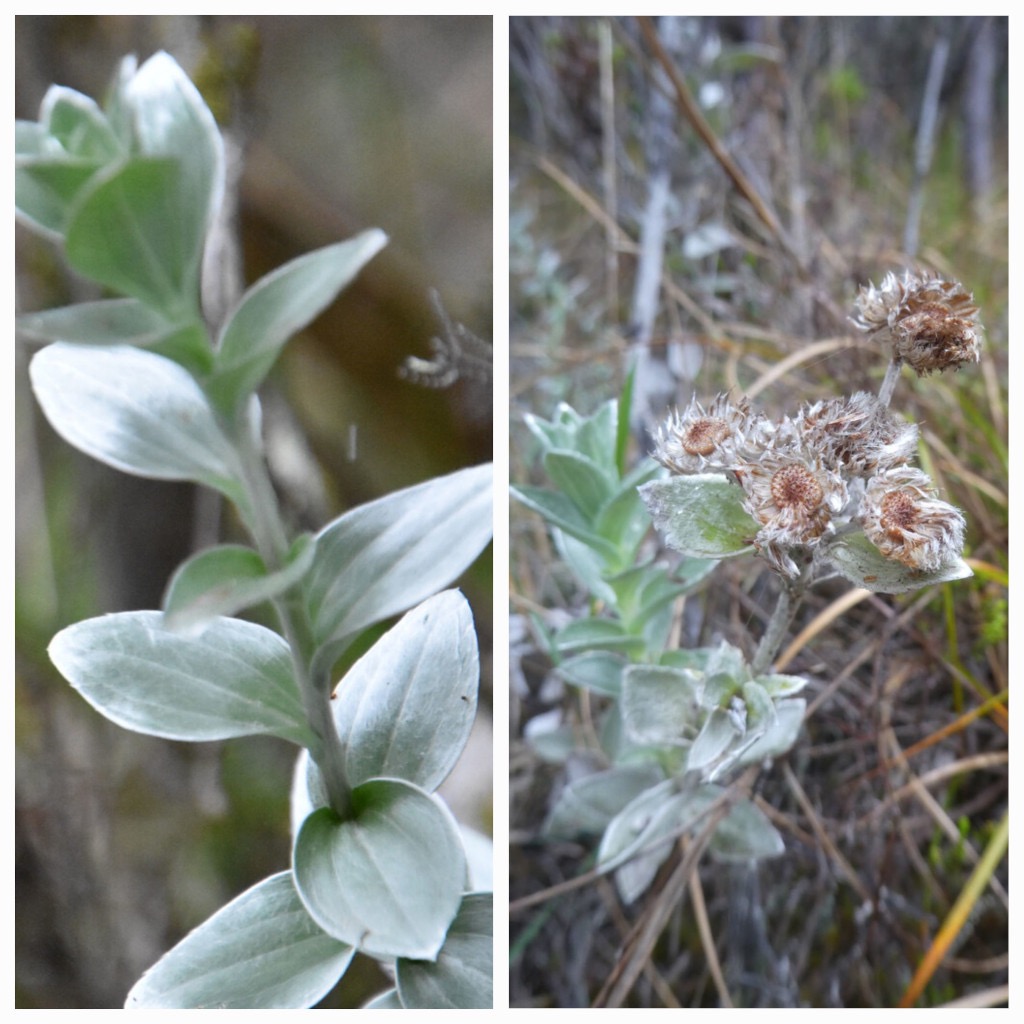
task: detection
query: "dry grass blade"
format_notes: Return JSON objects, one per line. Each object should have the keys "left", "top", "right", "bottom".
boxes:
{"left": 775, "top": 587, "right": 871, "bottom": 671}
{"left": 635, "top": 16, "right": 786, "bottom": 247}
{"left": 782, "top": 762, "right": 872, "bottom": 905}
{"left": 898, "top": 811, "right": 1008, "bottom": 1007}
{"left": 592, "top": 768, "right": 757, "bottom": 1008}
{"left": 689, "top": 867, "right": 734, "bottom": 1008}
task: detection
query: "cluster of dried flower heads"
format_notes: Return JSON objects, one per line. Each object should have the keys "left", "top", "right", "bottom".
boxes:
{"left": 653, "top": 270, "right": 978, "bottom": 580}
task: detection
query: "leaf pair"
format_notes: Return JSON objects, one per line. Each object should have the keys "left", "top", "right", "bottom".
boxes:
{"left": 124, "top": 871, "right": 492, "bottom": 1009}
{"left": 17, "top": 53, "right": 223, "bottom": 324}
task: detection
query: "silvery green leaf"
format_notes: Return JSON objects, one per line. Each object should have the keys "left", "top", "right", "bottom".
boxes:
{"left": 737, "top": 698, "right": 806, "bottom": 766}
{"left": 660, "top": 647, "right": 713, "bottom": 673}
{"left": 210, "top": 231, "right": 387, "bottom": 411}
{"left": 41, "top": 84, "right": 122, "bottom": 160}
{"left": 639, "top": 475, "right": 757, "bottom": 559}
{"left": 523, "top": 405, "right": 582, "bottom": 456}
{"left": 687, "top": 707, "right": 742, "bottom": 773}
{"left": 709, "top": 798, "right": 785, "bottom": 861}
{"left": 162, "top": 535, "right": 316, "bottom": 634}
{"left": 741, "top": 680, "right": 773, "bottom": 727}
{"left": 543, "top": 764, "right": 664, "bottom": 840}
{"left": 700, "top": 671, "right": 741, "bottom": 710}
{"left": 65, "top": 157, "right": 202, "bottom": 319}
{"left": 292, "top": 781, "right": 465, "bottom": 960}
{"left": 554, "top": 531, "right": 617, "bottom": 604}
{"left": 553, "top": 617, "right": 642, "bottom": 656}
{"left": 555, "top": 650, "right": 627, "bottom": 697}
{"left": 542, "top": 449, "right": 614, "bottom": 518}
{"left": 395, "top": 893, "right": 492, "bottom": 1009}
{"left": 123, "top": 51, "right": 223, "bottom": 254}
{"left": 29, "top": 343, "right": 247, "bottom": 509}
{"left": 511, "top": 484, "right": 617, "bottom": 559}
{"left": 49, "top": 611, "right": 313, "bottom": 747}
{"left": 823, "top": 531, "right": 972, "bottom": 594}
{"left": 575, "top": 399, "right": 619, "bottom": 474}
{"left": 704, "top": 639, "right": 749, "bottom": 681}
{"left": 614, "top": 846, "right": 670, "bottom": 905}
{"left": 599, "top": 782, "right": 724, "bottom": 891}
{"left": 17, "top": 298, "right": 180, "bottom": 348}
{"left": 307, "top": 463, "right": 492, "bottom": 654}
{"left": 364, "top": 989, "right": 403, "bottom": 1009}
{"left": 329, "top": 591, "right": 478, "bottom": 792}
{"left": 754, "top": 673, "right": 810, "bottom": 698}
{"left": 621, "top": 664, "right": 702, "bottom": 745}
{"left": 15, "top": 155, "right": 107, "bottom": 238}
{"left": 594, "top": 481, "right": 653, "bottom": 561}
{"left": 597, "top": 779, "right": 682, "bottom": 875}
{"left": 125, "top": 872, "right": 353, "bottom": 1009}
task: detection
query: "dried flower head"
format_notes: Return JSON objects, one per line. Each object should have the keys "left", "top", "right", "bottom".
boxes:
{"left": 797, "top": 392, "right": 918, "bottom": 477}
{"left": 851, "top": 268, "right": 982, "bottom": 375}
{"left": 860, "top": 465, "right": 965, "bottom": 572}
{"left": 735, "top": 437, "right": 848, "bottom": 578}
{"left": 653, "top": 393, "right": 770, "bottom": 475}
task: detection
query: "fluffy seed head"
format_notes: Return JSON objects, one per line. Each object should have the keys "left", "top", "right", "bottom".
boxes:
{"left": 860, "top": 466, "right": 965, "bottom": 572}
{"left": 735, "top": 435, "right": 848, "bottom": 578}
{"left": 797, "top": 392, "right": 918, "bottom": 477}
{"left": 653, "top": 393, "right": 770, "bottom": 475}
{"left": 850, "top": 268, "right": 982, "bottom": 375}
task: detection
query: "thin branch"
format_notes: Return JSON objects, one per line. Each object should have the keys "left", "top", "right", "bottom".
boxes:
{"left": 635, "top": 17, "right": 788, "bottom": 250}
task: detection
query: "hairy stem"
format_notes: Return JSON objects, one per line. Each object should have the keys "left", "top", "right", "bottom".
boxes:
{"left": 877, "top": 357, "right": 903, "bottom": 409}
{"left": 752, "top": 583, "right": 797, "bottom": 676}
{"left": 229, "top": 407, "right": 353, "bottom": 820}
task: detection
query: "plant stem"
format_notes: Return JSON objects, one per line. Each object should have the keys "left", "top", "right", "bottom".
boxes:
{"left": 752, "top": 583, "right": 797, "bottom": 676}
{"left": 229, "top": 406, "right": 353, "bottom": 820}
{"left": 876, "top": 357, "right": 903, "bottom": 409}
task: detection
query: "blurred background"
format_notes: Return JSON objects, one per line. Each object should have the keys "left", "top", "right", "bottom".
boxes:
{"left": 509, "top": 16, "right": 1007, "bottom": 1008}
{"left": 15, "top": 15, "right": 492, "bottom": 1008}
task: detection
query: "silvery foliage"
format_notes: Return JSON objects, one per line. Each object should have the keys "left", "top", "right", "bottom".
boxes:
{"left": 18, "top": 52, "right": 492, "bottom": 1008}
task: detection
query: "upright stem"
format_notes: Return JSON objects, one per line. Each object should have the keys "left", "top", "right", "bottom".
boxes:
{"left": 752, "top": 583, "right": 796, "bottom": 676}
{"left": 229, "top": 408, "right": 353, "bottom": 820}
{"left": 876, "top": 358, "right": 903, "bottom": 410}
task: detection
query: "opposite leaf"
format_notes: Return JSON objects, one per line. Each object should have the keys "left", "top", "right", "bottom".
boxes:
{"left": 621, "top": 664, "right": 702, "bottom": 745}
{"left": 49, "top": 611, "right": 313, "bottom": 746}
{"left": 17, "top": 298, "right": 183, "bottom": 349}
{"left": 292, "top": 781, "right": 466, "bottom": 961}
{"left": 122, "top": 50, "right": 224, "bottom": 264}
{"left": 396, "top": 892, "right": 493, "bottom": 1009}
{"left": 330, "top": 590, "right": 479, "bottom": 792}
{"left": 639, "top": 474, "right": 757, "bottom": 559}
{"left": 306, "top": 463, "right": 493, "bottom": 656}
{"left": 29, "top": 343, "right": 247, "bottom": 510}
{"left": 162, "top": 535, "right": 316, "bottom": 634}
{"left": 824, "top": 530, "right": 973, "bottom": 594}
{"left": 210, "top": 230, "right": 388, "bottom": 412}
{"left": 125, "top": 871, "right": 353, "bottom": 1009}
{"left": 65, "top": 157, "right": 203, "bottom": 320}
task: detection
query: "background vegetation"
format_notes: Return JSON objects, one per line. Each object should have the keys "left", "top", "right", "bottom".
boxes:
{"left": 15, "top": 15, "right": 492, "bottom": 1008}
{"left": 509, "top": 15, "right": 1007, "bottom": 1008}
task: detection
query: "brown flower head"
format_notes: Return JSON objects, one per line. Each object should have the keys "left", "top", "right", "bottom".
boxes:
{"left": 797, "top": 391, "right": 918, "bottom": 477}
{"left": 860, "top": 465, "right": 965, "bottom": 572}
{"left": 734, "top": 435, "right": 848, "bottom": 578}
{"left": 851, "top": 268, "right": 982, "bottom": 375}
{"left": 653, "top": 393, "right": 770, "bottom": 475}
